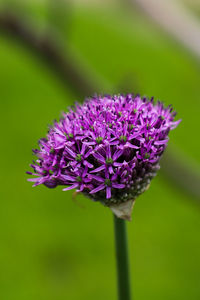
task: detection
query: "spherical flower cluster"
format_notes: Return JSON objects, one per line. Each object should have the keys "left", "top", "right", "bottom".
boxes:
{"left": 27, "top": 94, "right": 180, "bottom": 206}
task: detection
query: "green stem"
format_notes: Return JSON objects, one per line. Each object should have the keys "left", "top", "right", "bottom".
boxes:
{"left": 114, "top": 214, "right": 131, "bottom": 300}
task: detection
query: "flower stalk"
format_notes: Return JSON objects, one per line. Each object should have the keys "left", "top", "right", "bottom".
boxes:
{"left": 114, "top": 214, "right": 131, "bottom": 300}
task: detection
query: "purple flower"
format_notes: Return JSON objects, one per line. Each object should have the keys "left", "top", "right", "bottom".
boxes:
{"left": 27, "top": 94, "right": 180, "bottom": 206}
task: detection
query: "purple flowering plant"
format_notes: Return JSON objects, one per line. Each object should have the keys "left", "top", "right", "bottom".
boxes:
{"left": 28, "top": 94, "right": 180, "bottom": 215}
{"left": 27, "top": 94, "right": 180, "bottom": 300}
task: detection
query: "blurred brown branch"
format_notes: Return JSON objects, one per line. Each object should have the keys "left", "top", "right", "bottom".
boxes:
{"left": 161, "top": 150, "right": 200, "bottom": 200}
{"left": 132, "top": 0, "right": 200, "bottom": 59}
{"left": 0, "top": 12, "right": 96, "bottom": 98}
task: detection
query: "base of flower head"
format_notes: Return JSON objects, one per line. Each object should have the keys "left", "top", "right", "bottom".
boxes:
{"left": 83, "top": 162, "right": 159, "bottom": 219}
{"left": 110, "top": 198, "right": 136, "bottom": 221}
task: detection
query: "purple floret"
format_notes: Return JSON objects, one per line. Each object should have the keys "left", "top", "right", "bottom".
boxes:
{"left": 27, "top": 94, "right": 180, "bottom": 205}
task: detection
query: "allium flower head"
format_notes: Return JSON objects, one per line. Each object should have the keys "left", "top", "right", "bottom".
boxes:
{"left": 28, "top": 94, "right": 180, "bottom": 219}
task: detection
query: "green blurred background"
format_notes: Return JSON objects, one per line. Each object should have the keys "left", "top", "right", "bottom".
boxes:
{"left": 0, "top": 0, "right": 200, "bottom": 299}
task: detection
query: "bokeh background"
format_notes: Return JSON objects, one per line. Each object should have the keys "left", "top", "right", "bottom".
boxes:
{"left": 0, "top": 0, "right": 200, "bottom": 299}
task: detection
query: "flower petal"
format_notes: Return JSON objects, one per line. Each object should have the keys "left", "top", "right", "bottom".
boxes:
{"left": 63, "top": 183, "right": 79, "bottom": 191}
{"left": 113, "top": 150, "right": 123, "bottom": 161}
{"left": 90, "top": 165, "right": 105, "bottom": 173}
{"left": 65, "top": 146, "right": 76, "bottom": 158}
{"left": 106, "top": 187, "right": 111, "bottom": 199}
{"left": 89, "top": 175, "right": 104, "bottom": 182}
{"left": 90, "top": 184, "right": 105, "bottom": 194}
{"left": 112, "top": 183, "right": 125, "bottom": 189}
